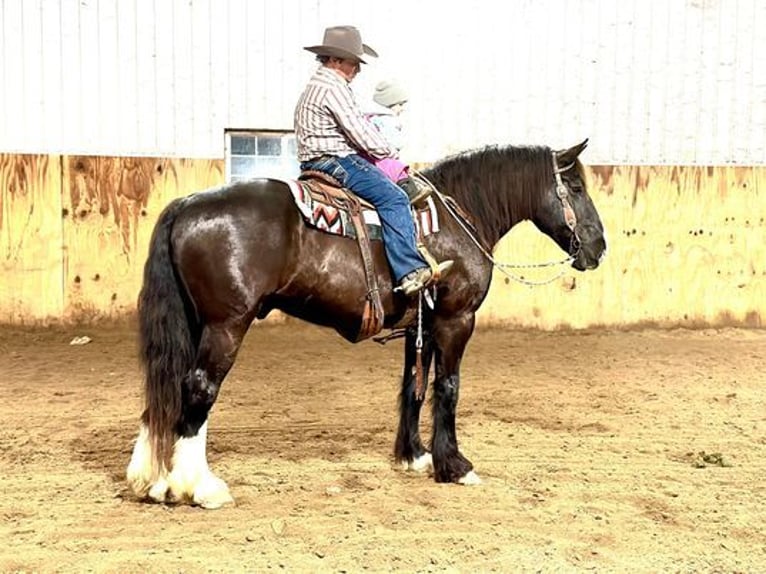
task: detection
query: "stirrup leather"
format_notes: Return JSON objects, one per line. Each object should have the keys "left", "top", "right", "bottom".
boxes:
{"left": 417, "top": 244, "right": 443, "bottom": 285}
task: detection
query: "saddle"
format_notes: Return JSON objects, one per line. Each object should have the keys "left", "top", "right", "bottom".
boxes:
{"left": 298, "top": 170, "right": 385, "bottom": 342}
{"left": 299, "top": 170, "right": 376, "bottom": 210}
{"left": 296, "top": 170, "right": 443, "bottom": 343}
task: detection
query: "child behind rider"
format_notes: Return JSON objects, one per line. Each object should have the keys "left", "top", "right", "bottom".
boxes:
{"left": 365, "top": 80, "right": 430, "bottom": 207}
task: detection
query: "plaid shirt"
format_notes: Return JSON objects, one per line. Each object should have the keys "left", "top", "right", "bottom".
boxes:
{"left": 294, "top": 67, "right": 394, "bottom": 162}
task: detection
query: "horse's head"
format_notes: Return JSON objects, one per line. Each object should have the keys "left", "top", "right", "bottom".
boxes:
{"left": 533, "top": 139, "right": 606, "bottom": 271}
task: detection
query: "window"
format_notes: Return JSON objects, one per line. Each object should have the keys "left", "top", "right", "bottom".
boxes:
{"left": 225, "top": 130, "right": 300, "bottom": 182}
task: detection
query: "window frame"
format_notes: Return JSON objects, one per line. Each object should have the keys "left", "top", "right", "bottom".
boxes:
{"left": 224, "top": 129, "right": 299, "bottom": 183}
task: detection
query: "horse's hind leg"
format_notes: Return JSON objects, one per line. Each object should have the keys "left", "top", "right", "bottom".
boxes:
{"left": 165, "top": 319, "right": 249, "bottom": 508}
{"left": 394, "top": 327, "right": 435, "bottom": 473}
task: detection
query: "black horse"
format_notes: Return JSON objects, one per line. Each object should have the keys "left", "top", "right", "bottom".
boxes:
{"left": 127, "top": 140, "right": 605, "bottom": 508}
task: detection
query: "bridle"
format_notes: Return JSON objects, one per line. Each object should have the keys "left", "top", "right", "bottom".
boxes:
{"left": 412, "top": 150, "right": 582, "bottom": 287}
{"left": 552, "top": 150, "right": 582, "bottom": 258}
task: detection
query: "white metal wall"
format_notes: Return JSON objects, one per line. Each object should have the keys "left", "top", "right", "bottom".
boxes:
{"left": 1, "top": 0, "right": 764, "bottom": 164}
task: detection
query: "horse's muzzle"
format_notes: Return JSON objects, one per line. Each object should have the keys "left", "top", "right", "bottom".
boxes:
{"left": 571, "top": 231, "right": 606, "bottom": 271}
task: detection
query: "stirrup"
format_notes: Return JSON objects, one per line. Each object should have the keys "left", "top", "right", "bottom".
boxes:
{"left": 408, "top": 186, "right": 432, "bottom": 208}
{"left": 395, "top": 260, "right": 453, "bottom": 297}
{"left": 398, "top": 177, "right": 432, "bottom": 208}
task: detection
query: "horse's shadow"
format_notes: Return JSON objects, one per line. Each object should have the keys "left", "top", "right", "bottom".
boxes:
{"left": 207, "top": 421, "right": 392, "bottom": 464}
{"left": 69, "top": 417, "right": 393, "bottom": 487}
{"left": 69, "top": 421, "right": 136, "bottom": 487}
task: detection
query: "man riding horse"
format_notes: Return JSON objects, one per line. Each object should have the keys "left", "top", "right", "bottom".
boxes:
{"left": 126, "top": 24, "right": 606, "bottom": 508}
{"left": 294, "top": 25, "right": 453, "bottom": 296}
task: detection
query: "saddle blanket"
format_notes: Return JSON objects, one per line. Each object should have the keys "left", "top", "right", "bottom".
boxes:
{"left": 284, "top": 179, "right": 440, "bottom": 241}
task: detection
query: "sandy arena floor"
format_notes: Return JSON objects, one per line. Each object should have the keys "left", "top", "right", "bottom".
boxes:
{"left": 0, "top": 321, "right": 764, "bottom": 573}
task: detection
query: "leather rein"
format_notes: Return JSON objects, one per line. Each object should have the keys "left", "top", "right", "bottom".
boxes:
{"left": 413, "top": 150, "right": 582, "bottom": 287}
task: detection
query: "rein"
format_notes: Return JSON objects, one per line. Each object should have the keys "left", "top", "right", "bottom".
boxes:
{"left": 412, "top": 151, "right": 581, "bottom": 287}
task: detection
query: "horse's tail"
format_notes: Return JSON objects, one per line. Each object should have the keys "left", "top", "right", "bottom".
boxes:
{"left": 137, "top": 197, "right": 197, "bottom": 478}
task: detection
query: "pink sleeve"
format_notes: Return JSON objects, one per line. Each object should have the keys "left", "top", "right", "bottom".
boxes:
{"left": 372, "top": 157, "right": 409, "bottom": 182}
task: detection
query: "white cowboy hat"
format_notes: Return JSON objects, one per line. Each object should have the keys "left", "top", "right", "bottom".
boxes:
{"left": 304, "top": 25, "right": 378, "bottom": 64}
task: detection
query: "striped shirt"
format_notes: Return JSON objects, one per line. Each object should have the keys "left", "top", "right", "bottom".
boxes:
{"left": 294, "top": 66, "right": 394, "bottom": 162}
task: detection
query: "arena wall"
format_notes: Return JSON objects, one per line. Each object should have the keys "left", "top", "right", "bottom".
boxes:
{"left": 2, "top": 1, "right": 764, "bottom": 166}
{"left": 0, "top": 154, "right": 223, "bottom": 324}
{"left": 2, "top": 1, "right": 764, "bottom": 328}
{"left": 2, "top": 154, "right": 763, "bottom": 328}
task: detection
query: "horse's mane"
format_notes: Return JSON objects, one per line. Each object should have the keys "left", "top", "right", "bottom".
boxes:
{"left": 422, "top": 145, "right": 553, "bottom": 246}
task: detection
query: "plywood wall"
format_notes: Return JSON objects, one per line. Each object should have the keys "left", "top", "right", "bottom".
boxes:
{"left": 0, "top": 155, "right": 63, "bottom": 323}
{"left": 0, "top": 154, "right": 224, "bottom": 324}
{"left": 61, "top": 156, "right": 225, "bottom": 320}
{"left": 1, "top": 154, "right": 764, "bottom": 328}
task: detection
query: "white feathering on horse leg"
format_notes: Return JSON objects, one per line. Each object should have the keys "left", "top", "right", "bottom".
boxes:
{"left": 458, "top": 470, "right": 483, "bottom": 485}
{"left": 166, "top": 421, "right": 209, "bottom": 502}
{"left": 402, "top": 452, "right": 433, "bottom": 473}
{"left": 166, "top": 421, "right": 234, "bottom": 509}
{"left": 147, "top": 473, "right": 170, "bottom": 502}
{"left": 127, "top": 424, "right": 169, "bottom": 501}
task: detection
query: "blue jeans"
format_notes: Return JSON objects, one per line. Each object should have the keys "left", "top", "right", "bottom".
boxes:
{"left": 301, "top": 154, "right": 426, "bottom": 282}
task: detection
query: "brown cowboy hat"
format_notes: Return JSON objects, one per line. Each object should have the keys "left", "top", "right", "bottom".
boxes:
{"left": 304, "top": 25, "right": 378, "bottom": 64}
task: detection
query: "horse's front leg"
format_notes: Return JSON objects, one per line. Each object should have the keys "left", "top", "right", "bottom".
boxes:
{"left": 431, "top": 312, "right": 481, "bottom": 484}
{"left": 394, "top": 326, "right": 435, "bottom": 473}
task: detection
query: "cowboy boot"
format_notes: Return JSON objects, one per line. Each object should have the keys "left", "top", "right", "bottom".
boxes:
{"left": 397, "top": 177, "right": 432, "bottom": 208}
{"left": 396, "top": 260, "right": 454, "bottom": 297}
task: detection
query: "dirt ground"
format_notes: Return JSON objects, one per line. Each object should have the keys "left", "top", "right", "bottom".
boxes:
{"left": 0, "top": 320, "right": 764, "bottom": 573}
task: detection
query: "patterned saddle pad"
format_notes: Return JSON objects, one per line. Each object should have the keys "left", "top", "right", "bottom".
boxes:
{"left": 283, "top": 178, "right": 440, "bottom": 241}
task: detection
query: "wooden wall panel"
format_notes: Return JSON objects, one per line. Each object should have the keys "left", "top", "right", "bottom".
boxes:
{"left": 61, "top": 157, "right": 224, "bottom": 321}
{"left": 1, "top": 155, "right": 764, "bottom": 329}
{"left": 0, "top": 155, "right": 64, "bottom": 323}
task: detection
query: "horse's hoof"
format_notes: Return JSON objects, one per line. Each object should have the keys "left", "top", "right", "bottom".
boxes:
{"left": 126, "top": 471, "right": 151, "bottom": 499}
{"left": 196, "top": 490, "right": 235, "bottom": 510}
{"left": 147, "top": 477, "right": 170, "bottom": 502}
{"left": 458, "top": 470, "right": 482, "bottom": 485}
{"left": 402, "top": 452, "right": 433, "bottom": 473}
{"left": 193, "top": 474, "right": 235, "bottom": 509}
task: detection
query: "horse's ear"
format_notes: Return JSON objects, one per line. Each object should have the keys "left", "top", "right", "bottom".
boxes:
{"left": 557, "top": 138, "right": 589, "bottom": 164}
